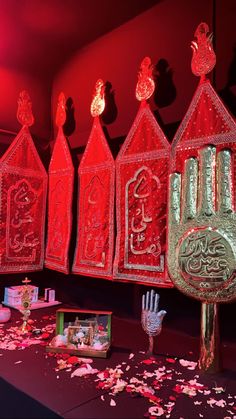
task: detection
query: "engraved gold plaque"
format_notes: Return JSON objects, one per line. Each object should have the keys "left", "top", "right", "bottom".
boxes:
{"left": 168, "top": 145, "right": 236, "bottom": 303}
{"left": 178, "top": 228, "right": 235, "bottom": 291}
{"left": 168, "top": 145, "right": 236, "bottom": 372}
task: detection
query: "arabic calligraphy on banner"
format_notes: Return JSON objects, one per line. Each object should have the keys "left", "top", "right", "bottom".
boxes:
{"left": 73, "top": 167, "right": 114, "bottom": 278}
{"left": 114, "top": 156, "right": 172, "bottom": 286}
{"left": 1, "top": 171, "right": 46, "bottom": 272}
{"left": 46, "top": 175, "right": 73, "bottom": 271}
{"left": 72, "top": 109, "right": 115, "bottom": 279}
{"left": 125, "top": 166, "right": 163, "bottom": 270}
{"left": 45, "top": 123, "right": 74, "bottom": 274}
{"left": 6, "top": 179, "right": 39, "bottom": 261}
{"left": 47, "top": 180, "right": 65, "bottom": 254}
{"left": 114, "top": 101, "right": 172, "bottom": 286}
{"left": 0, "top": 127, "right": 47, "bottom": 273}
{"left": 82, "top": 175, "right": 106, "bottom": 267}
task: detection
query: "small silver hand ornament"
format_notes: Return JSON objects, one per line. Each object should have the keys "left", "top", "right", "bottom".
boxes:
{"left": 141, "top": 289, "right": 166, "bottom": 355}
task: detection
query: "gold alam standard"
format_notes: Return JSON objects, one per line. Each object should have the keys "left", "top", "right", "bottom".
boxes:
{"left": 167, "top": 21, "right": 236, "bottom": 373}
{"left": 168, "top": 146, "right": 236, "bottom": 372}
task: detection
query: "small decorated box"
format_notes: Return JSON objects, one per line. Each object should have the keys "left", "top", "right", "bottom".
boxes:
{"left": 46, "top": 308, "right": 112, "bottom": 358}
{"left": 4, "top": 285, "right": 38, "bottom": 306}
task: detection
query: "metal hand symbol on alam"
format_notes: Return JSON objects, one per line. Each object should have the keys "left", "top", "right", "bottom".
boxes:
{"left": 167, "top": 145, "right": 236, "bottom": 303}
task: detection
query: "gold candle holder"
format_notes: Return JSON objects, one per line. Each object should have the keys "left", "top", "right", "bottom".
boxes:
{"left": 20, "top": 277, "right": 32, "bottom": 334}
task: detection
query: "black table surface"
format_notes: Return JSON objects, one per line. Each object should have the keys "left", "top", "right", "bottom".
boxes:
{"left": 0, "top": 306, "right": 236, "bottom": 419}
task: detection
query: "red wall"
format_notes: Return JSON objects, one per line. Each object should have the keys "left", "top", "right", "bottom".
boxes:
{"left": 0, "top": 67, "right": 51, "bottom": 155}
{"left": 52, "top": 0, "right": 214, "bottom": 149}
{"left": 0, "top": 1, "right": 234, "bottom": 157}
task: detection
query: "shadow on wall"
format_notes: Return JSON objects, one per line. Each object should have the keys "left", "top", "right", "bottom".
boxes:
{"left": 63, "top": 97, "right": 76, "bottom": 137}
{"left": 63, "top": 59, "right": 180, "bottom": 159}
{"left": 152, "top": 58, "right": 179, "bottom": 142}
{"left": 101, "top": 81, "right": 118, "bottom": 125}
{"left": 102, "top": 59, "right": 179, "bottom": 155}
{"left": 153, "top": 58, "right": 177, "bottom": 109}
{"left": 219, "top": 44, "right": 236, "bottom": 117}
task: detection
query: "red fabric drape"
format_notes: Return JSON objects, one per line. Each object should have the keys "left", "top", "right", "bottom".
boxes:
{"left": 72, "top": 117, "right": 115, "bottom": 279}
{"left": 45, "top": 127, "right": 74, "bottom": 274}
{"left": 0, "top": 126, "right": 47, "bottom": 273}
{"left": 113, "top": 101, "right": 173, "bottom": 286}
{"left": 171, "top": 80, "right": 236, "bottom": 173}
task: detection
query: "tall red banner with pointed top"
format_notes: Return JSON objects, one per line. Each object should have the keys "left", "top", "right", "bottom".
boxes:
{"left": 72, "top": 80, "right": 115, "bottom": 279}
{"left": 113, "top": 58, "right": 172, "bottom": 286}
{"left": 45, "top": 92, "right": 74, "bottom": 274}
{"left": 0, "top": 91, "right": 47, "bottom": 273}
{"left": 171, "top": 22, "right": 236, "bottom": 176}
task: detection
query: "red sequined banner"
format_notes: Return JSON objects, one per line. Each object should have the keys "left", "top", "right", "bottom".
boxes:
{"left": 72, "top": 117, "right": 115, "bottom": 279}
{"left": 45, "top": 126, "right": 74, "bottom": 274}
{"left": 171, "top": 80, "right": 236, "bottom": 179}
{"left": 0, "top": 126, "right": 47, "bottom": 273}
{"left": 114, "top": 102, "right": 173, "bottom": 286}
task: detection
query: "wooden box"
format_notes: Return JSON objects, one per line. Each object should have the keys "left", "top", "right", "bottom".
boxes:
{"left": 46, "top": 308, "right": 112, "bottom": 358}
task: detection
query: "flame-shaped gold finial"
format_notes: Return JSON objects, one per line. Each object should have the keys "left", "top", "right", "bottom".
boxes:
{"left": 191, "top": 22, "right": 216, "bottom": 79}
{"left": 17, "top": 90, "right": 34, "bottom": 127}
{"left": 55, "top": 92, "right": 66, "bottom": 127}
{"left": 135, "top": 56, "right": 155, "bottom": 101}
{"left": 90, "top": 79, "right": 105, "bottom": 117}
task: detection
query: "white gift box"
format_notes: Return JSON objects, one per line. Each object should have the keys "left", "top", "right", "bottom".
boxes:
{"left": 4, "top": 285, "right": 39, "bottom": 306}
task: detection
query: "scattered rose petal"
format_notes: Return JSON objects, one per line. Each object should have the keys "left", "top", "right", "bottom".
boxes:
{"left": 215, "top": 399, "right": 227, "bottom": 408}
{"left": 67, "top": 356, "right": 80, "bottom": 365}
{"left": 213, "top": 387, "right": 225, "bottom": 394}
{"left": 149, "top": 406, "right": 165, "bottom": 417}
{"left": 1, "top": 316, "right": 235, "bottom": 419}
{"left": 179, "top": 359, "right": 198, "bottom": 370}
{"left": 71, "top": 364, "right": 99, "bottom": 378}
{"left": 166, "top": 358, "right": 176, "bottom": 364}
{"left": 112, "top": 378, "right": 127, "bottom": 394}
{"left": 40, "top": 333, "right": 50, "bottom": 340}
{"left": 207, "top": 398, "right": 217, "bottom": 408}
{"left": 142, "top": 359, "right": 156, "bottom": 365}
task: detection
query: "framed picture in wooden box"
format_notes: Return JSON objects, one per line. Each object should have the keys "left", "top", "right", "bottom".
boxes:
{"left": 46, "top": 308, "right": 112, "bottom": 358}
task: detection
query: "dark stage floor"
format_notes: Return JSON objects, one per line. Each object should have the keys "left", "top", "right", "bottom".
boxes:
{"left": 0, "top": 305, "right": 235, "bottom": 418}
